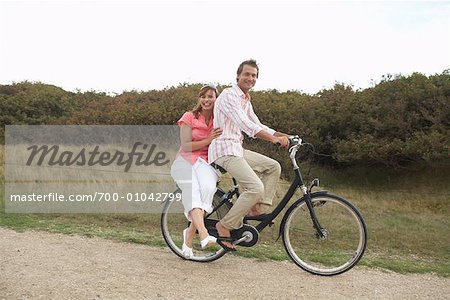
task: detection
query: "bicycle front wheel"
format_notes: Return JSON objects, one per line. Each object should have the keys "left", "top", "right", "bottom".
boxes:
{"left": 282, "top": 194, "right": 367, "bottom": 276}
{"left": 160, "top": 188, "right": 227, "bottom": 262}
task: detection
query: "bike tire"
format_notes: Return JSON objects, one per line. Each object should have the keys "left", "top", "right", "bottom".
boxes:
{"left": 282, "top": 193, "right": 367, "bottom": 276}
{"left": 160, "top": 188, "right": 228, "bottom": 262}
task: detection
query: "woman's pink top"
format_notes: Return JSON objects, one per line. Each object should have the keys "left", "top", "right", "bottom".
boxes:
{"left": 177, "top": 111, "right": 213, "bottom": 164}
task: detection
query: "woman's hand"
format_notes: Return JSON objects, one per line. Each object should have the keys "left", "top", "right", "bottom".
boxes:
{"left": 208, "top": 128, "right": 223, "bottom": 143}
{"left": 180, "top": 125, "right": 223, "bottom": 151}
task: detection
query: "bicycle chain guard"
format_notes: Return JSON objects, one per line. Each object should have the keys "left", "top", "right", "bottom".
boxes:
{"left": 205, "top": 219, "right": 259, "bottom": 247}
{"left": 231, "top": 224, "right": 259, "bottom": 247}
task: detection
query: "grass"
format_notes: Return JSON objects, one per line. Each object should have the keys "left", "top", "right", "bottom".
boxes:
{"left": 1, "top": 144, "right": 449, "bottom": 277}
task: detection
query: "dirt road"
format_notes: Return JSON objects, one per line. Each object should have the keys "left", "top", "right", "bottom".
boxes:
{"left": 0, "top": 227, "right": 448, "bottom": 299}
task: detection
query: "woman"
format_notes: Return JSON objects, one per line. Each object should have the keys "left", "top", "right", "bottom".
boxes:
{"left": 170, "top": 84, "right": 222, "bottom": 258}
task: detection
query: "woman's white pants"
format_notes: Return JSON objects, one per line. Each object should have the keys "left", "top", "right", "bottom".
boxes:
{"left": 170, "top": 156, "right": 218, "bottom": 221}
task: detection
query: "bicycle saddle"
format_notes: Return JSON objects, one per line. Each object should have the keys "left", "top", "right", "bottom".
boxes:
{"left": 211, "top": 163, "right": 227, "bottom": 174}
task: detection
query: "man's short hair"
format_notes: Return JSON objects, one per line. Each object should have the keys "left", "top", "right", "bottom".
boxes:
{"left": 236, "top": 59, "right": 259, "bottom": 82}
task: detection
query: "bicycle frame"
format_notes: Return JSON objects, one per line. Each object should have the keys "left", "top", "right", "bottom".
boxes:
{"left": 208, "top": 136, "right": 326, "bottom": 239}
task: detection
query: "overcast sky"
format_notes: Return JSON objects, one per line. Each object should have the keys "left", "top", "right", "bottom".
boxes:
{"left": 0, "top": 0, "right": 449, "bottom": 94}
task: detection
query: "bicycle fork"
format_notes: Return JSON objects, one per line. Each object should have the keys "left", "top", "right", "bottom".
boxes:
{"left": 301, "top": 185, "right": 326, "bottom": 239}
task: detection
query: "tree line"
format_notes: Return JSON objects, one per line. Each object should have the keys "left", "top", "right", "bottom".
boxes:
{"left": 1, "top": 70, "right": 449, "bottom": 172}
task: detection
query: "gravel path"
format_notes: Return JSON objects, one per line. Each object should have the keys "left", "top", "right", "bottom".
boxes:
{"left": 0, "top": 227, "right": 448, "bottom": 299}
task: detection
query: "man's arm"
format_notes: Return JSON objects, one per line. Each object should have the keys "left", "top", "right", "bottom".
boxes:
{"left": 220, "top": 91, "right": 265, "bottom": 138}
{"left": 255, "top": 130, "right": 289, "bottom": 148}
{"left": 246, "top": 101, "right": 290, "bottom": 147}
{"left": 246, "top": 101, "right": 276, "bottom": 136}
{"left": 274, "top": 131, "right": 290, "bottom": 137}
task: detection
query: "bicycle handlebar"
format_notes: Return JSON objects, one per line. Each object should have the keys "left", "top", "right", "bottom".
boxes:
{"left": 275, "top": 135, "right": 302, "bottom": 147}
{"left": 288, "top": 135, "right": 302, "bottom": 148}
{"left": 274, "top": 135, "right": 304, "bottom": 169}
{"left": 287, "top": 135, "right": 303, "bottom": 169}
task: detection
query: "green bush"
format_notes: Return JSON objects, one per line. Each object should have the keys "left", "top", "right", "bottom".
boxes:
{"left": 1, "top": 71, "right": 449, "bottom": 171}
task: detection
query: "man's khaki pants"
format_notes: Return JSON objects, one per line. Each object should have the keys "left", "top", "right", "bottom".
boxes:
{"left": 214, "top": 149, "right": 281, "bottom": 230}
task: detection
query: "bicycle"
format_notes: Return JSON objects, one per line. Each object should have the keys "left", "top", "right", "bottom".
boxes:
{"left": 161, "top": 136, "right": 367, "bottom": 276}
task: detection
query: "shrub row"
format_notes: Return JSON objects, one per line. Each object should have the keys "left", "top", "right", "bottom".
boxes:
{"left": 1, "top": 71, "right": 449, "bottom": 171}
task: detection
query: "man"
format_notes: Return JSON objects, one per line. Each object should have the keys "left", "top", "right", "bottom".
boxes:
{"left": 208, "top": 59, "right": 289, "bottom": 250}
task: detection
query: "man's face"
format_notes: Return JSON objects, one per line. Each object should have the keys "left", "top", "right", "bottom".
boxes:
{"left": 237, "top": 64, "right": 258, "bottom": 93}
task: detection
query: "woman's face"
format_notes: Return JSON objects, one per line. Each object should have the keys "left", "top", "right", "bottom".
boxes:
{"left": 198, "top": 89, "right": 216, "bottom": 112}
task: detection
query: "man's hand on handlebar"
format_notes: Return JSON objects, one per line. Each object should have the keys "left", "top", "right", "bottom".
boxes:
{"left": 273, "top": 136, "right": 290, "bottom": 149}
{"left": 255, "top": 130, "right": 290, "bottom": 148}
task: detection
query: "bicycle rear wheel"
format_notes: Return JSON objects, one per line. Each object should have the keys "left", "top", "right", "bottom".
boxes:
{"left": 282, "top": 194, "right": 367, "bottom": 276}
{"left": 160, "top": 188, "right": 228, "bottom": 262}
